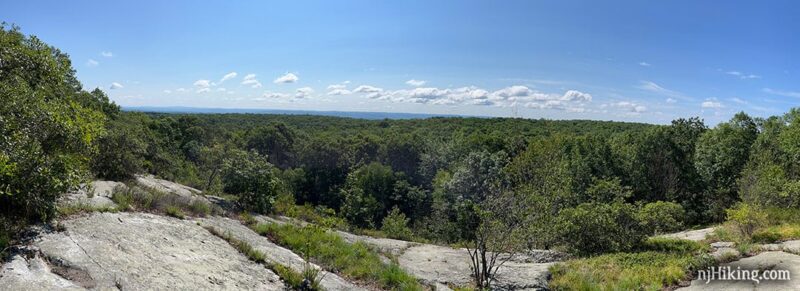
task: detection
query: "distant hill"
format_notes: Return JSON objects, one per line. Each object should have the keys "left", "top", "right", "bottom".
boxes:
{"left": 123, "top": 106, "right": 467, "bottom": 120}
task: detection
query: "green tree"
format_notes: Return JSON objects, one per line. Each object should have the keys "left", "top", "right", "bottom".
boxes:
{"left": 222, "top": 149, "right": 281, "bottom": 213}
{"left": 0, "top": 24, "right": 108, "bottom": 221}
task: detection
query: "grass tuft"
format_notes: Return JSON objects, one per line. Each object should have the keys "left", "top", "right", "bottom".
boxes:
{"left": 250, "top": 222, "right": 422, "bottom": 290}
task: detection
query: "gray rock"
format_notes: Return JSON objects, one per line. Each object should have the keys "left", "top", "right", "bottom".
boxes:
{"left": 10, "top": 212, "right": 284, "bottom": 290}
{"left": 57, "top": 181, "right": 127, "bottom": 209}
{"left": 658, "top": 227, "right": 716, "bottom": 242}
{"left": 398, "top": 244, "right": 553, "bottom": 290}
{"left": 0, "top": 254, "right": 84, "bottom": 290}
{"left": 779, "top": 240, "right": 800, "bottom": 254}
{"left": 678, "top": 251, "right": 800, "bottom": 290}
{"left": 134, "top": 174, "right": 202, "bottom": 198}
{"left": 197, "top": 216, "right": 366, "bottom": 291}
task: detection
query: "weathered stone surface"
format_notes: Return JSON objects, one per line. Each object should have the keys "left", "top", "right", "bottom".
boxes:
{"left": 678, "top": 251, "right": 800, "bottom": 290}
{"left": 134, "top": 174, "right": 202, "bottom": 198}
{"left": 58, "top": 181, "right": 127, "bottom": 209}
{"left": 18, "top": 212, "right": 284, "bottom": 290}
{"left": 0, "top": 254, "right": 84, "bottom": 290}
{"left": 336, "top": 230, "right": 416, "bottom": 257}
{"left": 659, "top": 227, "right": 716, "bottom": 242}
{"left": 398, "top": 244, "right": 552, "bottom": 290}
{"left": 197, "top": 216, "right": 366, "bottom": 291}
{"left": 711, "top": 241, "right": 735, "bottom": 248}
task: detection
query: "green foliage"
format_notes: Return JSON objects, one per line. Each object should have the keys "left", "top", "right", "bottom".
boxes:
{"left": 92, "top": 115, "right": 148, "bottom": 180}
{"left": 164, "top": 206, "right": 186, "bottom": 219}
{"left": 0, "top": 24, "right": 110, "bottom": 221}
{"left": 222, "top": 149, "right": 281, "bottom": 214}
{"left": 339, "top": 162, "right": 426, "bottom": 228}
{"left": 549, "top": 250, "right": 714, "bottom": 291}
{"left": 725, "top": 203, "right": 768, "bottom": 237}
{"left": 554, "top": 202, "right": 645, "bottom": 256}
{"left": 637, "top": 201, "right": 685, "bottom": 235}
{"left": 251, "top": 222, "right": 422, "bottom": 290}
{"left": 381, "top": 207, "right": 413, "bottom": 240}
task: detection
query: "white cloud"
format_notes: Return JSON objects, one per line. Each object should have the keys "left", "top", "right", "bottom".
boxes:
{"left": 327, "top": 84, "right": 347, "bottom": 90}
{"left": 217, "top": 88, "right": 227, "bottom": 92}
{"left": 726, "top": 71, "right": 761, "bottom": 79}
{"left": 638, "top": 62, "right": 651, "bottom": 67}
{"left": 561, "top": 90, "right": 592, "bottom": 102}
{"left": 609, "top": 101, "right": 647, "bottom": 113}
{"left": 86, "top": 59, "right": 99, "bottom": 67}
{"left": 109, "top": 82, "right": 123, "bottom": 89}
{"left": 295, "top": 87, "right": 314, "bottom": 98}
{"left": 405, "top": 79, "right": 427, "bottom": 87}
{"left": 262, "top": 92, "right": 289, "bottom": 99}
{"left": 274, "top": 72, "right": 299, "bottom": 84}
{"left": 176, "top": 88, "right": 187, "bottom": 92}
{"left": 194, "top": 79, "right": 212, "bottom": 88}
{"left": 666, "top": 98, "right": 677, "bottom": 103}
{"left": 220, "top": 72, "right": 237, "bottom": 83}
{"left": 763, "top": 88, "right": 800, "bottom": 98}
{"left": 197, "top": 88, "right": 210, "bottom": 93}
{"left": 163, "top": 90, "right": 172, "bottom": 94}
{"left": 101, "top": 51, "right": 113, "bottom": 57}
{"left": 701, "top": 100, "right": 723, "bottom": 109}
{"left": 328, "top": 89, "right": 352, "bottom": 95}
{"left": 353, "top": 85, "right": 383, "bottom": 93}
{"left": 241, "top": 74, "right": 262, "bottom": 88}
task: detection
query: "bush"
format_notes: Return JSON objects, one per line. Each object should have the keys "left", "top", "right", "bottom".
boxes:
{"left": 637, "top": 201, "right": 685, "bottom": 235}
{"left": 165, "top": 206, "right": 185, "bottom": 219}
{"left": 222, "top": 149, "right": 281, "bottom": 214}
{"left": 554, "top": 202, "right": 645, "bottom": 256}
{"left": 726, "top": 203, "right": 767, "bottom": 237}
{"left": 381, "top": 207, "right": 413, "bottom": 240}
{"left": 91, "top": 117, "right": 147, "bottom": 180}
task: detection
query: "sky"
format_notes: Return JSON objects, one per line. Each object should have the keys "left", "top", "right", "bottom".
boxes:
{"left": 2, "top": 1, "right": 799, "bottom": 124}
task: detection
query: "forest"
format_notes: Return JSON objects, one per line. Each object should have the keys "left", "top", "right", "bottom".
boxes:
{"left": 4, "top": 23, "right": 800, "bottom": 289}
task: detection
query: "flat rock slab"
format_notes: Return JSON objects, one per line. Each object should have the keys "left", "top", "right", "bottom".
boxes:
{"left": 678, "top": 251, "right": 800, "bottom": 290}
{"left": 135, "top": 175, "right": 202, "bottom": 198}
{"left": 659, "top": 227, "right": 716, "bottom": 242}
{"left": 0, "top": 255, "right": 84, "bottom": 290}
{"left": 398, "top": 244, "right": 552, "bottom": 290}
{"left": 10, "top": 212, "right": 284, "bottom": 290}
{"left": 58, "top": 181, "right": 126, "bottom": 209}
{"left": 197, "top": 216, "right": 366, "bottom": 291}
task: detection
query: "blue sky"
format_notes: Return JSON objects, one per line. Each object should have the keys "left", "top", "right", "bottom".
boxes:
{"left": 3, "top": 1, "right": 799, "bottom": 124}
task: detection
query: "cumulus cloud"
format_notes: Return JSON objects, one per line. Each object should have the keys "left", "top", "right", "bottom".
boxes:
{"left": 262, "top": 91, "right": 289, "bottom": 99}
{"left": 701, "top": 100, "right": 723, "bottom": 109}
{"left": 609, "top": 101, "right": 647, "bottom": 113}
{"left": 109, "top": 82, "right": 123, "bottom": 89}
{"left": 101, "top": 51, "right": 113, "bottom": 57}
{"left": 638, "top": 62, "right": 651, "bottom": 67}
{"left": 274, "top": 73, "right": 299, "bottom": 84}
{"left": 241, "top": 74, "right": 262, "bottom": 88}
{"left": 295, "top": 87, "right": 314, "bottom": 98}
{"left": 194, "top": 79, "right": 212, "bottom": 88}
{"left": 86, "top": 59, "right": 99, "bottom": 67}
{"left": 405, "top": 79, "right": 427, "bottom": 87}
{"left": 197, "top": 88, "right": 210, "bottom": 93}
{"left": 666, "top": 98, "right": 677, "bottom": 103}
{"left": 163, "top": 89, "right": 172, "bottom": 94}
{"left": 328, "top": 89, "right": 352, "bottom": 95}
{"left": 220, "top": 72, "right": 237, "bottom": 83}
{"left": 353, "top": 85, "right": 383, "bottom": 93}
{"left": 176, "top": 88, "right": 187, "bottom": 92}
{"left": 327, "top": 84, "right": 347, "bottom": 90}
{"left": 561, "top": 90, "right": 592, "bottom": 102}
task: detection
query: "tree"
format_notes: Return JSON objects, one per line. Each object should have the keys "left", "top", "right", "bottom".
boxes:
{"left": 222, "top": 149, "right": 281, "bottom": 213}
{"left": 92, "top": 117, "right": 147, "bottom": 180}
{"left": 339, "top": 162, "right": 401, "bottom": 228}
{"left": 0, "top": 24, "right": 108, "bottom": 221}
{"left": 247, "top": 123, "right": 296, "bottom": 169}
{"left": 554, "top": 202, "right": 644, "bottom": 256}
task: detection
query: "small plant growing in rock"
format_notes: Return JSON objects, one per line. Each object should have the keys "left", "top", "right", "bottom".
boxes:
{"left": 165, "top": 206, "right": 186, "bottom": 219}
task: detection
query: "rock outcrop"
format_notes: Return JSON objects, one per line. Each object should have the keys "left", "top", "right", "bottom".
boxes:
{"left": 0, "top": 212, "right": 284, "bottom": 290}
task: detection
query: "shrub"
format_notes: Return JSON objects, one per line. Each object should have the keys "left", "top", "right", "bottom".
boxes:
{"left": 554, "top": 202, "right": 645, "bottom": 256}
{"left": 165, "top": 206, "right": 185, "bottom": 219}
{"left": 222, "top": 149, "right": 281, "bottom": 214}
{"left": 637, "top": 201, "right": 686, "bottom": 235}
{"left": 726, "top": 203, "right": 767, "bottom": 237}
{"left": 91, "top": 117, "right": 147, "bottom": 180}
{"left": 381, "top": 207, "right": 413, "bottom": 240}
